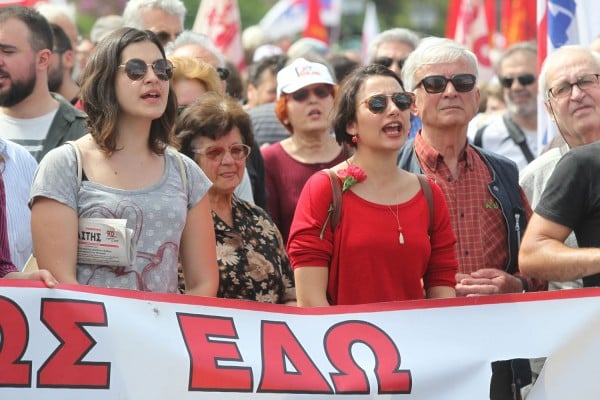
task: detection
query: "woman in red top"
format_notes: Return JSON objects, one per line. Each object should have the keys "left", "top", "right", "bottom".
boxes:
{"left": 287, "top": 64, "right": 458, "bottom": 306}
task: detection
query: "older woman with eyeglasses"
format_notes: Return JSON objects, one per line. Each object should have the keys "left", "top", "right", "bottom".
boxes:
{"left": 261, "top": 57, "right": 349, "bottom": 244}
{"left": 287, "top": 64, "right": 458, "bottom": 306}
{"left": 176, "top": 93, "right": 296, "bottom": 304}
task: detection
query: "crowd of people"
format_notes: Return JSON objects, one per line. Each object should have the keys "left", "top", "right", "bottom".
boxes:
{"left": 3, "top": 0, "right": 600, "bottom": 395}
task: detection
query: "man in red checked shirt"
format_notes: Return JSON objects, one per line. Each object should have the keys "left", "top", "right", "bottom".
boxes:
{"left": 398, "top": 37, "right": 544, "bottom": 296}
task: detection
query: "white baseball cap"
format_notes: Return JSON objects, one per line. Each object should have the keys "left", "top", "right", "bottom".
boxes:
{"left": 276, "top": 58, "right": 335, "bottom": 99}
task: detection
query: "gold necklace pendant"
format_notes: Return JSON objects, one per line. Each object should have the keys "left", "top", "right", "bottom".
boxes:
{"left": 387, "top": 203, "right": 404, "bottom": 245}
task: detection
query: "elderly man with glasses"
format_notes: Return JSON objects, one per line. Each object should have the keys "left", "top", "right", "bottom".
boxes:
{"left": 398, "top": 37, "right": 540, "bottom": 297}
{"left": 470, "top": 41, "right": 539, "bottom": 170}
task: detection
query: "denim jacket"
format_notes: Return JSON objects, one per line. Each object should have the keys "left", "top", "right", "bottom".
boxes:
{"left": 398, "top": 139, "right": 527, "bottom": 274}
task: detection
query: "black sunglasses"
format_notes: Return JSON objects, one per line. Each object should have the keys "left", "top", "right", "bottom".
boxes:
{"left": 154, "top": 30, "right": 180, "bottom": 46}
{"left": 216, "top": 67, "right": 230, "bottom": 81}
{"left": 118, "top": 58, "right": 174, "bottom": 81}
{"left": 499, "top": 73, "right": 536, "bottom": 89}
{"left": 289, "top": 85, "right": 332, "bottom": 102}
{"left": 361, "top": 92, "right": 414, "bottom": 114}
{"left": 415, "top": 74, "right": 477, "bottom": 94}
{"left": 374, "top": 56, "right": 406, "bottom": 70}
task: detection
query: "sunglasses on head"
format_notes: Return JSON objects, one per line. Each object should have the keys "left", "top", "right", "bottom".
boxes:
{"left": 361, "top": 92, "right": 414, "bottom": 114}
{"left": 289, "top": 85, "right": 332, "bottom": 102}
{"left": 499, "top": 73, "right": 535, "bottom": 89}
{"left": 191, "top": 143, "right": 252, "bottom": 162}
{"left": 415, "top": 74, "right": 477, "bottom": 94}
{"left": 118, "top": 58, "right": 174, "bottom": 81}
{"left": 373, "top": 56, "right": 406, "bottom": 70}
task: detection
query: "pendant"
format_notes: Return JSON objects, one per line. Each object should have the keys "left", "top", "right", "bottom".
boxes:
{"left": 399, "top": 232, "right": 405, "bottom": 245}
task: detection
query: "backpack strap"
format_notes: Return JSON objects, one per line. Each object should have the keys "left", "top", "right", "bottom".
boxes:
{"left": 502, "top": 114, "right": 535, "bottom": 163}
{"left": 319, "top": 169, "right": 342, "bottom": 240}
{"left": 473, "top": 124, "right": 487, "bottom": 147}
{"left": 416, "top": 174, "right": 434, "bottom": 236}
{"left": 66, "top": 140, "right": 82, "bottom": 186}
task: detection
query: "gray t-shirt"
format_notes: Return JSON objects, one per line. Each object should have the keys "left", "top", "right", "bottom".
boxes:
{"left": 30, "top": 144, "right": 212, "bottom": 293}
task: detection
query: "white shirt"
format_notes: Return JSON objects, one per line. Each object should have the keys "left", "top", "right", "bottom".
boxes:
{"left": 0, "top": 138, "right": 38, "bottom": 269}
{"left": 0, "top": 109, "right": 57, "bottom": 160}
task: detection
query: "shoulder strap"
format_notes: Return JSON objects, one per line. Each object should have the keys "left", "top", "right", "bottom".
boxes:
{"left": 502, "top": 114, "right": 535, "bottom": 163}
{"left": 327, "top": 169, "right": 342, "bottom": 229}
{"left": 66, "top": 140, "right": 82, "bottom": 186}
{"left": 319, "top": 169, "right": 342, "bottom": 240}
{"left": 474, "top": 124, "right": 486, "bottom": 147}
{"left": 416, "top": 174, "right": 434, "bottom": 236}
{"left": 171, "top": 147, "right": 187, "bottom": 193}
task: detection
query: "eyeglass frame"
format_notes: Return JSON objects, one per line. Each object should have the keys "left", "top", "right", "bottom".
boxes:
{"left": 499, "top": 73, "right": 536, "bottom": 89}
{"left": 191, "top": 143, "right": 252, "bottom": 162}
{"left": 547, "top": 73, "right": 600, "bottom": 99}
{"left": 360, "top": 92, "right": 415, "bottom": 114}
{"left": 216, "top": 67, "right": 230, "bottom": 81}
{"left": 117, "top": 58, "right": 174, "bottom": 81}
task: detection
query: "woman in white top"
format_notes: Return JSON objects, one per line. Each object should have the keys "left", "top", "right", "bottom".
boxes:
{"left": 29, "top": 28, "right": 218, "bottom": 295}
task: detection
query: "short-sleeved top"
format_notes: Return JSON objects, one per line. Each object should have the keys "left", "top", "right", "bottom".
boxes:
{"left": 29, "top": 144, "right": 212, "bottom": 293}
{"left": 214, "top": 196, "right": 295, "bottom": 303}
{"left": 535, "top": 142, "right": 600, "bottom": 286}
{"left": 287, "top": 171, "right": 458, "bottom": 305}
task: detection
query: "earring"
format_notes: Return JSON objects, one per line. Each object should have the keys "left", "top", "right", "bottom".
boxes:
{"left": 352, "top": 134, "right": 358, "bottom": 143}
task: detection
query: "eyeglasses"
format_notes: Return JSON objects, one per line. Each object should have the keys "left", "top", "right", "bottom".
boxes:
{"left": 118, "top": 58, "right": 174, "bottom": 81}
{"left": 415, "top": 74, "right": 477, "bottom": 94}
{"left": 216, "top": 67, "right": 230, "bottom": 81}
{"left": 191, "top": 143, "right": 251, "bottom": 162}
{"left": 289, "top": 85, "right": 332, "bottom": 102}
{"left": 360, "top": 92, "right": 414, "bottom": 113}
{"left": 373, "top": 56, "right": 406, "bottom": 70}
{"left": 154, "top": 30, "right": 180, "bottom": 46}
{"left": 499, "top": 73, "right": 536, "bottom": 89}
{"left": 547, "top": 73, "right": 600, "bottom": 99}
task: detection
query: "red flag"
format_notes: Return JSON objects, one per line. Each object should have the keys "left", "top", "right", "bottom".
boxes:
{"left": 502, "top": 0, "right": 536, "bottom": 46}
{"left": 302, "top": 0, "right": 328, "bottom": 44}
{"left": 450, "top": 0, "right": 494, "bottom": 80}
{"left": 192, "top": 0, "right": 245, "bottom": 71}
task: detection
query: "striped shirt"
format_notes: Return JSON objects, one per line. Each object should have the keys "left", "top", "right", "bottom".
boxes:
{"left": 0, "top": 174, "right": 18, "bottom": 277}
{"left": 0, "top": 138, "right": 38, "bottom": 269}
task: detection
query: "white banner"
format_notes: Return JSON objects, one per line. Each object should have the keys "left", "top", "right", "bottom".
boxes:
{"left": 1, "top": 281, "right": 600, "bottom": 399}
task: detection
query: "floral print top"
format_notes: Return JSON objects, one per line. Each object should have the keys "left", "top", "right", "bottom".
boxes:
{"left": 213, "top": 196, "right": 295, "bottom": 303}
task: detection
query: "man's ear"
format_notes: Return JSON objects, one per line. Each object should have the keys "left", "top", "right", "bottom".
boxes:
{"left": 37, "top": 49, "right": 52, "bottom": 70}
{"left": 62, "top": 49, "right": 75, "bottom": 70}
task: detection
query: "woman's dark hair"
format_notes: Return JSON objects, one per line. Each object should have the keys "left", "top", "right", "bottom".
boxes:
{"left": 332, "top": 64, "right": 405, "bottom": 148}
{"left": 175, "top": 92, "right": 255, "bottom": 159}
{"left": 79, "top": 27, "right": 178, "bottom": 154}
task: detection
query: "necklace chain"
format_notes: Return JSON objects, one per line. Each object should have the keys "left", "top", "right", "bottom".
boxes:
{"left": 386, "top": 202, "right": 404, "bottom": 245}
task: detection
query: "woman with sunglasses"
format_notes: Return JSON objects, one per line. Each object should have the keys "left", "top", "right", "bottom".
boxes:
{"left": 287, "top": 64, "right": 458, "bottom": 306}
{"left": 262, "top": 57, "right": 348, "bottom": 244}
{"left": 176, "top": 93, "right": 296, "bottom": 304}
{"left": 29, "top": 28, "right": 219, "bottom": 295}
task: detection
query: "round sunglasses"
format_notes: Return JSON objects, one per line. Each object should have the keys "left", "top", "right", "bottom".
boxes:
{"left": 414, "top": 74, "right": 477, "bottom": 94}
{"left": 118, "top": 58, "right": 174, "bottom": 81}
{"left": 361, "top": 92, "right": 414, "bottom": 114}
{"left": 499, "top": 73, "right": 535, "bottom": 89}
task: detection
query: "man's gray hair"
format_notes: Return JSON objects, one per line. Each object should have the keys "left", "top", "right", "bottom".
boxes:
{"left": 497, "top": 40, "right": 537, "bottom": 76}
{"left": 401, "top": 36, "right": 479, "bottom": 91}
{"left": 122, "top": 0, "right": 186, "bottom": 29}
{"left": 165, "top": 30, "right": 226, "bottom": 68}
{"left": 539, "top": 45, "right": 600, "bottom": 100}
{"left": 367, "top": 28, "right": 420, "bottom": 63}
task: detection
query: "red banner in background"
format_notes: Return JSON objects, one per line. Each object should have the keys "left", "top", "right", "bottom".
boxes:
{"left": 502, "top": 0, "right": 537, "bottom": 46}
{"left": 302, "top": 0, "right": 328, "bottom": 44}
